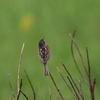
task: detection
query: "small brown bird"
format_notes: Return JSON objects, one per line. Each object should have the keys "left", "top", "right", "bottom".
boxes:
{"left": 38, "top": 38, "right": 50, "bottom": 76}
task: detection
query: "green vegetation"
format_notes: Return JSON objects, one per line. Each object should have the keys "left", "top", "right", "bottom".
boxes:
{"left": 0, "top": 0, "right": 100, "bottom": 99}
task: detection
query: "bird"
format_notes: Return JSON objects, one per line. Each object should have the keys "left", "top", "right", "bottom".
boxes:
{"left": 38, "top": 38, "right": 50, "bottom": 76}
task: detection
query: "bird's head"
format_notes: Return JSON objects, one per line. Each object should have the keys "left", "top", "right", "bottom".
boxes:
{"left": 39, "top": 38, "right": 45, "bottom": 48}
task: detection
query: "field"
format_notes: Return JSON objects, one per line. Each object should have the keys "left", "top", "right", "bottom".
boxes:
{"left": 0, "top": 0, "right": 100, "bottom": 100}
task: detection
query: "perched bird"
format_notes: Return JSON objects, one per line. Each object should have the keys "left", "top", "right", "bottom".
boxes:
{"left": 38, "top": 38, "right": 50, "bottom": 76}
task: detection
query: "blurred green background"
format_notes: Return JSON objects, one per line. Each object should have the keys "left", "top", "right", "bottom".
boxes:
{"left": 0, "top": 0, "right": 100, "bottom": 100}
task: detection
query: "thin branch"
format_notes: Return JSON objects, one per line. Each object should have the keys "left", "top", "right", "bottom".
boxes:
{"left": 60, "top": 61, "right": 81, "bottom": 96}
{"left": 93, "top": 78, "right": 96, "bottom": 93}
{"left": 7, "top": 74, "right": 16, "bottom": 100}
{"left": 90, "top": 78, "right": 96, "bottom": 100}
{"left": 20, "top": 90, "right": 29, "bottom": 100}
{"left": 17, "top": 78, "right": 29, "bottom": 100}
{"left": 70, "top": 33, "right": 88, "bottom": 85}
{"left": 17, "top": 43, "right": 25, "bottom": 94}
{"left": 86, "top": 46, "right": 92, "bottom": 98}
{"left": 86, "top": 47, "right": 91, "bottom": 82}
{"left": 86, "top": 46, "right": 91, "bottom": 79}
{"left": 71, "top": 26, "right": 77, "bottom": 40}
{"left": 67, "top": 76, "right": 80, "bottom": 100}
{"left": 24, "top": 70, "right": 36, "bottom": 100}
{"left": 56, "top": 66, "right": 75, "bottom": 96}
{"left": 70, "top": 32, "right": 88, "bottom": 76}
{"left": 76, "top": 78, "right": 84, "bottom": 100}
{"left": 17, "top": 79, "right": 23, "bottom": 100}
{"left": 49, "top": 72, "right": 65, "bottom": 100}
{"left": 86, "top": 47, "right": 96, "bottom": 100}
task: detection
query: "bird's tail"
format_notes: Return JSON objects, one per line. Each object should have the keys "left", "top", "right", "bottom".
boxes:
{"left": 44, "top": 63, "right": 49, "bottom": 76}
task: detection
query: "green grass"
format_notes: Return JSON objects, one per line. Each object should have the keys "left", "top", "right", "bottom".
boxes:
{"left": 0, "top": 0, "right": 100, "bottom": 100}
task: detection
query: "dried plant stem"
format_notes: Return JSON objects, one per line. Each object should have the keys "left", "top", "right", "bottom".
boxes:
{"left": 24, "top": 70, "right": 36, "bottom": 100}
{"left": 70, "top": 33, "right": 88, "bottom": 85}
{"left": 70, "top": 33, "right": 88, "bottom": 75}
{"left": 93, "top": 78, "right": 96, "bottom": 93}
{"left": 67, "top": 76, "right": 80, "bottom": 100}
{"left": 86, "top": 47, "right": 91, "bottom": 78}
{"left": 20, "top": 90, "right": 29, "bottom": 100}
{"left": 86, "top": 47, "right": 92, "bottom": 86}
{"left": 61, "top": 61, "right": 80, "bottom": 94}
{"left": 17, "top": 79, "right": 23, "bottom": 100}
{"left": 56, "top": 66, "right": 75, "bottom": 96}
{"left": 17, "top": 79, "right": 29, "bottom": 100}
{"left": 7, "top": 74, "right": 16, "bottom": 100}
{"left": 69, "top": 28, "right": 96, "bottom": 100}
{"left": 86, "top": 47, "right": 96, "bottom": 100}
{"left": 76, "top": 78, "right": 84, "bottom": 100}
{"left": 49, "top": 72, "right": 65, "bottom": 100}
{"left": 17, "top": 43, "right": 25, "bottom": 94}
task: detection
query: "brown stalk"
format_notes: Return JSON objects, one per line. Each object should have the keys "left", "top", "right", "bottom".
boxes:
{"left": 17, "top": 79, "right": 23, "bottom": 100}
{"left": 70, "top": 33, "right": 88, "bottom": 85}
{"left": 24, "top": 70, "right": 36, "bottom": 100}
{"left": 7, "top": 74, "right": 16, "bottom": 100}
{"left": 60, "top": 61, "right": 81, "bottom": 95}
{"left": 67, "top": 76, "right": 80, "bottom": 100}
{"left": 86, "top": 47, "right": 96, "bottom": 100}
{"left": 49, "top": 72, "right": 65, "bottom": 100}
{"left": 20, "top": 90, "right": 29, "bottom": 100}
{"left": 56, "top": 66, "right": 75, "bottom": 96}
{"left": 17, "top": 43, "right": 25, "bottom": 94}
{"left": 93, "top": 78, "right": 96, "bottom": 93}
{"left": 76, "top": 78, "right": 84, "bottom": 100}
